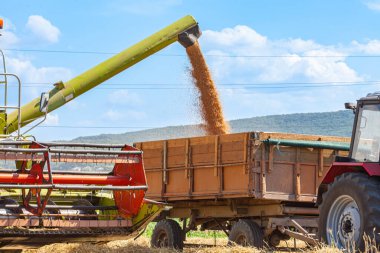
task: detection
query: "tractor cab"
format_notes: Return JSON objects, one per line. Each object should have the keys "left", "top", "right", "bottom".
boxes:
{"left": 347, "top": 92, "right": 380, "bottom": 163}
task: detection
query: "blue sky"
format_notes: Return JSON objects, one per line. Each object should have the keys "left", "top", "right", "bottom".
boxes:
{"left": 1, "top": 0, "right": 380, "bottom": 140}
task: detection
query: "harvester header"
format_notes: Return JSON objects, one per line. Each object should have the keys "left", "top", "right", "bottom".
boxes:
{"left": 5, "top": 15, "right": 201, "bottom": 134}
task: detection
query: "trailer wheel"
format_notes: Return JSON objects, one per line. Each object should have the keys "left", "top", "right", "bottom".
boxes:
{"left": 151, "top": 219, "right": 184, "bottom": 250}
{"left": 319, "top": 173, "right": 380, "bottom": 250}
{"left": 228, "top": 219, "right": 264, "bottom": 248}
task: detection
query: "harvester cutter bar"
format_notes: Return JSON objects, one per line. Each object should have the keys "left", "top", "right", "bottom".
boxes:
{"left": 0, "top": 227, "right": 133, "bottom": 237}
{"left": 0, "top": 217, "right": 132, "bottom": 227}
{"left": 0, "top": 146, "right": 141, "bottom": 163}
{"left": 0, "top": 141, "right": 126, "bottom": 148}
{"left": 0, "top": 184, "right": 147, "bottom": 190}
{"left": 0, "top": 204, "right": 118, "bottom": 210}
{"left": 0, "top": 154, "right": 138, "bottom": 163}
{"left": 0, "top": 213, "right": 123, "bottom": 218}
{"left": 0, "top": 147, "right": 141, "bottom": 155}
{"left": 0, "top": 173, "right": 143, "bottom": 186}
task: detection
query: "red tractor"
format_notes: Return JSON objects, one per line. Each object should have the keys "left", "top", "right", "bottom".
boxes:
{"left": 318, "top": 92, "right": 380, "bottom": 249}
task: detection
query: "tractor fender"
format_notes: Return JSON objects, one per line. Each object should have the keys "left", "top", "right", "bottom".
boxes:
{"left": 322, "top": 162, "right": 380, "bottom": 184}
{"left": 317, "top": 162, "right": 380, "bottom": 206}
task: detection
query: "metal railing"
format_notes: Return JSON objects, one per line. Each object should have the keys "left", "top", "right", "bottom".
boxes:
{"left": 0, "top": 50, "right": 22, "bottom": 138}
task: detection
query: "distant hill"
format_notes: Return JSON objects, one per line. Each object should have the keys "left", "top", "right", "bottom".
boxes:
{"left": 71, "top": 110, "right": 354, "bottom": 144}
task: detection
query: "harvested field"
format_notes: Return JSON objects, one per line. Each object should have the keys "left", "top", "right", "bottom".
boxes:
{"left": 186, "top": 41, "right": 230, "bottom": 135}
{"left": 21, "top": 225, "right": 345, "bottom": 253}
{"left": 23, "top": 237, "right": 345, "bottom": 253}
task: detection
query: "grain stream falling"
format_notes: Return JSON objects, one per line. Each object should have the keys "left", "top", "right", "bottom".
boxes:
{"left": 186, "top": 41, "right": 230, "bottom": 135}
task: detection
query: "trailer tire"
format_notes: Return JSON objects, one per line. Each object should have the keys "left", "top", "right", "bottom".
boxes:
{"left": 151, "top": 219, "right": 184, "bottom": 250}
{"left": 319, "top": 173, "right": 380, "bottom": 250}
{"left": 228, "top": 219, "right": 264, "bottom": 248}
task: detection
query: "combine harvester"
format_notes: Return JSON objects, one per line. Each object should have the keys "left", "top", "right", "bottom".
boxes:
{"left": 0, "top": 16, "right": 200, "bottom": 246}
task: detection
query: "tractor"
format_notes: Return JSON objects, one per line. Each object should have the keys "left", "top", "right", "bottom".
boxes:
{"left": 318, "top": 92, "right": 380, "bottom": 249}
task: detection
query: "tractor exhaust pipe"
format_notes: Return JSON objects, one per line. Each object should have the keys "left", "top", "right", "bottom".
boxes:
{"left": 178, "top": 25, "right": 201, "bottom": 48}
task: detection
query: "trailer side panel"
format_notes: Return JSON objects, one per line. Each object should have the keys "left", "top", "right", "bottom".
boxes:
{"left": 135, "top": 131, "right": 349, "bottom": 203}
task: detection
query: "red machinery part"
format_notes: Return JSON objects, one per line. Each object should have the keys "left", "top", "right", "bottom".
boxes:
{"left": 322, "top": 162, "right": 380, "bottom": 184}
{"left": 113, "top": 145, "right": 147, "bottom": 217}
{"left": 0, "top": 173, "right": 132, "bottom": 185}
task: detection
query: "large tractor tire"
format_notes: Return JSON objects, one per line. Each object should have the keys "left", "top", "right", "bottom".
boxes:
{"left": 151, "top": 219, "right": 184, "bottom": 250}
{"left": 319, "top": 173, "right": 380, "bottom": 250}
{"left": 228, "top": 219, "right": 264, "bottom": 248}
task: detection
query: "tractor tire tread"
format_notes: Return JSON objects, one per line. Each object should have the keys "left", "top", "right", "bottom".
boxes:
{"left": 318, "top": 172, "right": 380, "bottom": 250}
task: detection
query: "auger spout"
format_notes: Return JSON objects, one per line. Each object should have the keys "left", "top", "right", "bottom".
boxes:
{"left": 6, "top": 15, "right": 201, "bottom": 134}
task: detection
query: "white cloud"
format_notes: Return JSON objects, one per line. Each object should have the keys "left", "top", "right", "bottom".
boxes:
{"left": 199, "top": 25, "right": 380, "bottom": 121}
{"left": 0, "top": 16, "right": 72, "bottom": 120}
{"left": 351, "top": 39, "right": 380, "bottom": 54}
{"left": 365, "top": 0, "right": 380, "bottom": 11}
{"left": 0, "top": 18, "right": 71, "bottom": 100}
{"left": 203, "top": 25, "right": 267, "bottom": 47}
{"left": 201, "top": 25, "right": 363, "bottom": 83}
{"left": 26, "top": 15, "right": 60, "bottom": 43}
{"left": 220, "top": 85, "right": 366, "bottom": 120}
{"left": 107, "top": 90, "right": 142, "bottom": 105}
{"left": 43, "top": 113, "right": 59, "bottom": 126}
{"left": 7, "top": 57, "right": 71, "bottom": 83}
{"left": 0, "top": 31, "right": 19, "bottom": 47}
{"left": 103, "top": 109, "right": 124, "bottom": 121}
{"left": 0, "top": 18, "right": 19, "bottom": 48}
{"left": 280, "top": 38, "right": 321, "bottom": 53}
{"left": 125, "top": 110, "right": 146, "bottom": 120}
{"left": 103, "top": 109, "right": 146, "bottom": 121}
{"left": 6, "top": 57, "right": 72, "bottom": 99}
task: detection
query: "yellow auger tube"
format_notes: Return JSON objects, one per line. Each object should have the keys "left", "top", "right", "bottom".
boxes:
{"left": 6, "top": 15, "right": 200, "bottom": 134}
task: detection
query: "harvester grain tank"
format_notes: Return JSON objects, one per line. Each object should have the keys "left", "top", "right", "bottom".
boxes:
{"left": 318, "top": 93, "right": 380, "bottom": 250}
{"left": 0, "top": 15, "right": 201, "bottom": 245}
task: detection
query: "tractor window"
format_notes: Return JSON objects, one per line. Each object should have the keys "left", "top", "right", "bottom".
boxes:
{"left": 351, "top": 104, "right": 380, "bottom": 162}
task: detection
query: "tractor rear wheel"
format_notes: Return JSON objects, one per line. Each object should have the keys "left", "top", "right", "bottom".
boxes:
{"left": 319, "top": 173, "right": 380, "bottom": 250}
{"left": 151, "top": 219, "right": 184, "bottom": 250}
{"left": 228, "top": 219, "right": 264, "bottom": 248}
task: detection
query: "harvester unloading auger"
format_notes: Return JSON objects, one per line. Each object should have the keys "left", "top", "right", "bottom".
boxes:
{"left": 0, "top": 15, "right": 201, "bottom": 245}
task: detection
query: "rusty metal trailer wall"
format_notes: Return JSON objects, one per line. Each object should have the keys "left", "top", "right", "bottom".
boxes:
{"left": 134, "top": 132, "right": 349, "bottom": 203}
